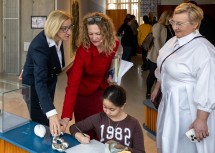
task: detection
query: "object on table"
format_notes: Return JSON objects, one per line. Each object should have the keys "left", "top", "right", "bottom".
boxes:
{"left": 52, "top": 134, "right": 69, "bottom": 152}
{"left": 34, "top": 124, "right": 46, "bottom": 138}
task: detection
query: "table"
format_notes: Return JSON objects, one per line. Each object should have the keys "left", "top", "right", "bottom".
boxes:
{"left": 0, "top": 121, "right": 79, "bottom": 153}
{"left": 143, "top": 99, "right": 158, "bottom": 136}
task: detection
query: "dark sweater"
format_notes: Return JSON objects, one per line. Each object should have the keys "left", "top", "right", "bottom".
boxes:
{"left": 70, "top": 112, "right": 145, "bottom": 153}
{"left": 117, "top": 24, "right": 133, "bottom": 46}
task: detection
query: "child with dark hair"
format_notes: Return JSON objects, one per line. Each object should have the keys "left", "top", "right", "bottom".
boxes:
{"left": 69, "top": 85, "right": 145, "bottom": 153}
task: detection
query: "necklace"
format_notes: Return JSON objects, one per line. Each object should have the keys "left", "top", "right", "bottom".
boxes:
{"left": 100, "top": 118, "right": 120, "bottom": 142}
{"left": 108, "top": 118, "right": 120, "bottom": 130}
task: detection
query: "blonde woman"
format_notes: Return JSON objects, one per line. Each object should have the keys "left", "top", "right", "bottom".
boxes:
{"left": 152, "top": 3, "right": 215, "bottom": 153}
{"left": 22, "top": 10, "right": 73, "bottom": 136}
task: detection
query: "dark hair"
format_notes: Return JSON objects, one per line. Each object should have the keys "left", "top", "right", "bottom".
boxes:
{"left": 131, "top": 15, "right": 135, "bottom": 19}
{"left": 188, "top": 1, "right": 198, "bottom": 6}
{"left": 102, "top": 85, "right": 126, "bottom": 107}
{"left": 143, "top": 15, "right": 150, "bottom": 24}
{"left": 126, "top": 14, "right": 131, "bottom": 19}
{"left": 124, "top": 18, "right": 131, "bottom": 24}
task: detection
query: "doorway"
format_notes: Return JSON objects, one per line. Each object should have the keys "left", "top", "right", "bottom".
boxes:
{"left": 2, "top": 0, "right": 20, "bottom": 74}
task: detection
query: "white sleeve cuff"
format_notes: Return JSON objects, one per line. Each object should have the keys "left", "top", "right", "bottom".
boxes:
{"left": 197, "top": 106, "right": 212, "bottom": 113}
{"left": 46, "top": 109, "right": 58, "bottom": 118}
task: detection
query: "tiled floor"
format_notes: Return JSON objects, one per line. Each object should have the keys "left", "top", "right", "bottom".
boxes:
{"left": 0, "top": 54, "right": 157, "bottom": 153}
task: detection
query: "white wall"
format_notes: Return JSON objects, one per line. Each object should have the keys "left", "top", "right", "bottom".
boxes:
{"left": 18, "top": 0, "right": 106, "bottom": 70}
{"left": 79, "top": 0, "right": 105, "bottom": 19}
{"left": 56, "top": 0, "right": 72, "bottom": 68}
{"left": 20, "top": 0, "right": 55, "bottom": 71}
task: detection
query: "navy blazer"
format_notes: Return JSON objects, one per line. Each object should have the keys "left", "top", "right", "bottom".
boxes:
{"left": 22, "top": 30, "right": 65, "bottom": 114}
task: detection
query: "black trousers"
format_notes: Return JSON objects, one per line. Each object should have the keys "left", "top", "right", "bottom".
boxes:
{"left": 29, "top": 86, "right": 50, "bottom": 126}
{"left": 141, "top": 46, "right": 148, "bottom": 67}
{"left": 131, "top": 35, "right": 137, "bottom": 56}
{"left": 22, "top": 75, "right": 57, "bottom": 127}
{"left": 146, "top": 60, "right": 157, "bottom": 94}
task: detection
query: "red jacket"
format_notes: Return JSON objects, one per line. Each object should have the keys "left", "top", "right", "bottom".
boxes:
{"left": 62, "top": 40, "right": 119, "bottom": 119}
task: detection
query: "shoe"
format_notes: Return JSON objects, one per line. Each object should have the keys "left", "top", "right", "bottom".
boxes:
{"left": 146, "top": 93, "right": 151, "bottom": 99}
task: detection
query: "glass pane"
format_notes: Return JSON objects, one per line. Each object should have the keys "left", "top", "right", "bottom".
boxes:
{"left": 119, "top": 3, "right": 129, "bottom": 10}
{"left": 131, "top": 3, "right": 138, "bottom": 10}
{"left": 131, "top": 3, "right": 139, "bottom": 23}
{"left": 108, "top": 3, "right": 117, "bottom": 9}
{"left": 118, "top": 0, "right": 127, "bottom": 3}
{"left": 107, "top": 0, "right": 117, "bottom": 3}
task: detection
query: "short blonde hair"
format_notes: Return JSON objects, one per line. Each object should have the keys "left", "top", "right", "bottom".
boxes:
{"left": 78, "top": 12, "right": 116, "bottom": 54}
{"left": 44, "top": 10, "right": 72, "bottom": 40}
{"left": 174, "top": 3, "right": 203, "bottom": 28}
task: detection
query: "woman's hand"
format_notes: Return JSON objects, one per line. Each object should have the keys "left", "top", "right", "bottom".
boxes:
{"left": 107, "top": 75, "right": 114, "bottom": 84}
{"left": 151, "top": 81, "right": 161, "bottom": 102}
{"left": 75, "top": 132, "right": 90, "bottom": 144}
{"left": 18, "top": 69, "right": 23, "bottom": 80}
{"left": 49, "top": 114, "right": 61, "bottom": 136}
{"left": 151, "top": 88, "right": 159, "bottom": 102}
{"left": 60, "top": 118, "right": 70, "bottom": 132}
{"left": 189, "top": 110, "right": 209, "bottom": 142}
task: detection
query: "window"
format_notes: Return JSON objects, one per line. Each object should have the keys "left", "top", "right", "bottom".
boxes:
{"left": 106, "top": 0, "right": 161, "bottom": 24}
{"left": 106, "top": 0, "right": 139, "bottom": 23}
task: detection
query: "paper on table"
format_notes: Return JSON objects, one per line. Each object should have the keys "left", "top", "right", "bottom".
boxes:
{"left": 65, "top": 139, "right": 105, "bottom": 153}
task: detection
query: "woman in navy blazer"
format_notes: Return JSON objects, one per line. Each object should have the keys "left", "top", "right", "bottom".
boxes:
{"left": 22, "top": 10, "right": 73, "bottom": 136}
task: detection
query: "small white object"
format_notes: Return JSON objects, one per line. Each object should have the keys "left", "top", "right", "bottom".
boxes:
{"left": 62, "top": 142, "right": 69, "bottom": 148}
{"left": 34, "top": 124, "right": 46, "bottom": 138}
{"left": 24, "top": 42, "right": 30, "bottom": 51}
{"left": 185, "top": 128, "right": 209, "bottom": 142}
{"left": 185, "top": 128, "right": 197, "bottom": 142}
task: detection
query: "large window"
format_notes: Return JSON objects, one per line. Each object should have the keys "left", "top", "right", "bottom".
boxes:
{"left": 106, "top": 0, "right": 161, "bottom": 24}
{"left": 106, "top": 0, "right": 140, "bottom": 23}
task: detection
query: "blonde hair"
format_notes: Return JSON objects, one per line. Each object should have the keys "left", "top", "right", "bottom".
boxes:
{"left": 78, "top": 12, "right": 116, "bottom": 54}
{"left": 158, "top": 10, "right": 173, "bottom": 25}
{"left": 44, "top": 10, "right": 72, "bottom": 40}
{"left": 174, "top": 3, "right": 203, "bottom": 28}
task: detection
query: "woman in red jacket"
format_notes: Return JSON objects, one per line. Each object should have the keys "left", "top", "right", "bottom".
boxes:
{"left": 61, "top": 12, "right": 119, "bottom": 138}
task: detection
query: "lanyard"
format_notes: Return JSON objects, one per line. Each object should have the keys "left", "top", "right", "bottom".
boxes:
{"left": 160, "top": 36, "right": 203, "bottom": 73}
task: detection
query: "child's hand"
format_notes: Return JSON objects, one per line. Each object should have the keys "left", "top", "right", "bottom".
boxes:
{"left": 75, "top": 132, "right": 90, "bottom": 144}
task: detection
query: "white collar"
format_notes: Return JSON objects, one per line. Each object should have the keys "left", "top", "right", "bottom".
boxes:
{"left": 177, "top": 30, "right": 200, "bottom": 46}
{"left": 46, "top": 36, "right": 62, "bottom": 48}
